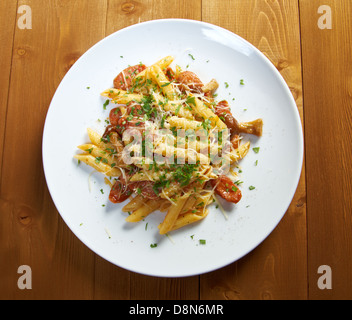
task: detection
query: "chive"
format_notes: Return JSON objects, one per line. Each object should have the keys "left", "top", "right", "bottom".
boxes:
{"left": 231, "top": 186, "right": 238, "bottom": 192}
{"left": 103, "top": 99, "right": 109, "bottom": 110}
{"left": 185, "top": 96, "right": 196, "bottom": 106}
{"left": 150, "top": 243, "right": 157, "bottom": 248}
{"left": 225, "top": 82, "right": 229, "bottom": 88}
{"left": 253, "top": 147, "right": 260, "bottom": 153}
{"left": 199, "top": 239, "right": 206, "bottom": 245}
{"left": 175, "top": 104, "right": 181, "bottom": 115}
{"left": 188, "top": 53, "right": 195, "bottom": 60}
{"left": 161, "top": 114, "right": 166, "bottom": 128}
{"left": 240, "top": 79, "right": 245, "bottom": 85}
{"left": 249, "top": 186, "right": 256, "bottom": 190}
{"left": 161, "top": 81, "right": 172, "bottom": 87}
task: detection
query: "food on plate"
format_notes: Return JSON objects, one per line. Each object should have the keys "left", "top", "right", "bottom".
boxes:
{"left": 74, "top": 56, "right": 263, "bottom": 234}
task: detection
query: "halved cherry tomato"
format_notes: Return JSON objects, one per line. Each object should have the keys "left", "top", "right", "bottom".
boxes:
{"left": 109, "top": 178, "right": 132, "bottom": 203}
{"left": 211, "top": 175, "right": 242, "bottom": 204}
{"left": 214, "top": 100, "right": 240, "bottom": 137}
{"left": 129, "top": 181, "right": 159, "bottom": 200}
{"left": 109, "top": 108, "right": 123, "bottom": 126}
{"left": 176, "top": 71, "right": 203, "bottom": 92}
{"left": 113, "top": 64, "right": 146, "bottom": 90}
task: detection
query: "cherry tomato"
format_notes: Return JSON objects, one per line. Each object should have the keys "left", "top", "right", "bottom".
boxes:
{"left": 211, "top": 175, "right": 242, "bottom": 204}
{"left": 109, "top": 108, "right": 122, "bottom": 126}
{"left": 176, "top": 71, "right": 203, "bottom": 92}
{"left": 113, "top": 64, "right": 146, "bottom": 90}
{"left": 109, "top": 178, "right": 132, "bottom": 203}
{"left": 129, "top": 181, "right": 159, "bottom": 200}
{"left": 215, "top": 100, "right": 240, "bottom": 136}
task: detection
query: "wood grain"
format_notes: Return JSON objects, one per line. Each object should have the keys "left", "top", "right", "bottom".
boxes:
{"left": 0, "top": 0, "right": 18, "bottom": 182}
{"left": 299, "top": 0, "right": 352, "bottom": 300}
{"left": 0, "top": 0, "right": 111, "bottom": 299}
{"left": 201, "top": 0, "right": 307, "bottom": 300}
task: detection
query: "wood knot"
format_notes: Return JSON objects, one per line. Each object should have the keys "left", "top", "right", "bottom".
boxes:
{"left": 261, "top": 290, "right": 273, "bottom": 300}
{"left": 64, "top": 52, "right": 81, "bottom": 72}
{"left": 296, "top": 196, "right": 306, "bottom": 208}
{"left": 17, "top": 48, "right": 27, "bottom": 56}
{"left": 289, "top": 86, "right": 300, "bottom": 101}
{"left": 224, "top": 289, "right": 241, "bottom": 300}
{"left": 17, "top": 205, "right": 34, "bottom": 226}
{"left": 121, "top": 1, "right": 136, "bottom": 14}
{"left": 276, "top": 59, "right": 289, "bottom": 71}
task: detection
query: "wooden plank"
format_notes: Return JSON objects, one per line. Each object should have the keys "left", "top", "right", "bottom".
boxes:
{"left": 299, "top": 0, "right": 352, "bottom": 300}
{"left": 0, "top": 0, "right": 116, "bottom": 299}
{"left": 0, "top": 0, "right": 17, "bottom": 182}
{"left": 104, "top": 0, "right": 202, "bottom": 299}
{"left": 105, "top": 0, "right": 202, "bottom": 36}
{"left": 201, "top": 0, "right": 307, "bottom": 299}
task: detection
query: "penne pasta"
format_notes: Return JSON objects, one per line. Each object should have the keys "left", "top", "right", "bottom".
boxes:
{"left": 101, "top": 88, "right": 143, "bottom": 104}
{"left": 191, "top": 95, "right": 227, "bottom": 130}
{"left": 133, "top": 55, "right": 174, "bottom": 85}
{"left": 74, "top": 154, "right": 121, "bottom": 177}
{"left": 74, "top": 55, "right": 263, "bottom": 235}
{"left": 126, "top": 199, "right": 161, "bottom": 222}
{"left": 159, "top": 196, "right": 189, "bottom": 234}
{"left": 166, "top": 208, "right": 209, "bottom": 232}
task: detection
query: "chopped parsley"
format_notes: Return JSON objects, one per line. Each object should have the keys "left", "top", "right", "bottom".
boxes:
{"left": 201, "top": 119, "right": 212, "bottom": 131}
{"left": 252, "top": 147, "right": 260, "bottom": 153}
{"left": 199, "top": 239, "right": 206, "bottom": 245}
{"left": 188, "top": 53, "right": 195, "bottom": 60}
{"left": 185, "top": 96, "right": 196, "bottom": 106}
{"left": 150, "top": 243, "right": 158, "bottom": 248}
{"left": 249, "top": 186, "right": 256, "bottom": 190}
{"left": 175, "top": 104, "right": 182, "bottom": 115}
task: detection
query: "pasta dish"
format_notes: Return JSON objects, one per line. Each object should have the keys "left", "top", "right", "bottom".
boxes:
{"left": 74, "top": 56, "right": 263, "bottom": 235}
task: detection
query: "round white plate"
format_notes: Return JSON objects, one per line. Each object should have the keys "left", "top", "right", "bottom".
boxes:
{"left": 42, "top": 19, "right": 303, "bottom": 277}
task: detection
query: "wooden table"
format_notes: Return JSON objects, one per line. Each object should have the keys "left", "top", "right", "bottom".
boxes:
{"left": 1, "top": 0, "right": 351, "bottom": 300}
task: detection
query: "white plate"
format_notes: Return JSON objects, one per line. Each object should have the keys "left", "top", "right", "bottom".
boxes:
{"left": 42, "top": 19, "right": 303, "bottom": 277}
